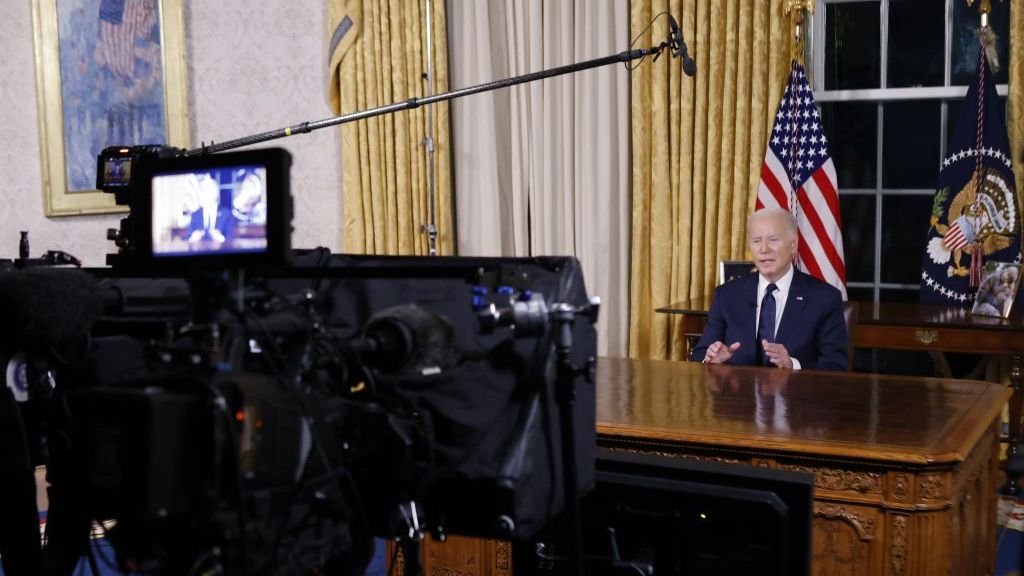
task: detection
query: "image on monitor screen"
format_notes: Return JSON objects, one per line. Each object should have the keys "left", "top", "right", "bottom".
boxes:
{"left": 102, "top": 155, "right": 133, "bottom": 188}
{"left": 150, "top": 165, "right": 268, "bottom": 258}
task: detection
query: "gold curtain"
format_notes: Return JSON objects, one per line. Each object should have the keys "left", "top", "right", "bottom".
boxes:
{"left": 327, "top": 0, "right": 453, "bottom": 255}
{"left": 1011, "top": 0, "right": 1023, "bottom": 216}
{"left": 628, "top": 0, "right": 795, "bottom": 359}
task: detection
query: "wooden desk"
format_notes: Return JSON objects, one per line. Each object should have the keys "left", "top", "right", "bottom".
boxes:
{"left": 598, "top": 358, "right": 1009, "bottom": 576}
{"left": 393, "top": 358, "right": 1009, "bottom": 576}
{"left": 657, "top": 298, "right": 1024, "bottom": 465}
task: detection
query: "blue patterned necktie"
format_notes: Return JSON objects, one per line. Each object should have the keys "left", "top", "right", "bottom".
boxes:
{"left": 757, "top": 283, "right": 778, "bottom": 366}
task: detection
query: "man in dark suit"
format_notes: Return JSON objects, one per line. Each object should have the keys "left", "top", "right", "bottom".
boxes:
{"left": 690, "top": 208, "right": 848, "bottom": 371}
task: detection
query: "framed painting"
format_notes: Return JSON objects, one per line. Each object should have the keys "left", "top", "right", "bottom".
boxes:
{"left": 33, "top": 0, "right": 189, "bottom": 216}
{"left": 971, "top": 262, "right": 1022, "bottom": 319}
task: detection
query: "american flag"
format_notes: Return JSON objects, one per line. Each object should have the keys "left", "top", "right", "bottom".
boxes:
{"left": 96, "top": 0, "right": 156, "bottom": 79}
{"left": 756, "top": 61, "right": 847, "bottom": 299}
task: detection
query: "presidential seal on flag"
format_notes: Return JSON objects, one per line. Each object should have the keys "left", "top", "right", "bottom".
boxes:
{"left": 926, "top": 165, "right": 1018, "bottom": 282}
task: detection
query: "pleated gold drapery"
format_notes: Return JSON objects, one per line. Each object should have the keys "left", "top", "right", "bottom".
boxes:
{"left": 327, "top": 0, "right": 453, "bottom": 255}
{"left": 1010, "top": 0, "right": 1023, "bottom": 216}
{"left": 628, "top": 1, "right": 796, "bottom": 360}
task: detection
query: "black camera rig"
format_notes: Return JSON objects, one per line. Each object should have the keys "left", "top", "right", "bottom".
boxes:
{"left": 17, "top": 252, "right": 597, "bottom": 576}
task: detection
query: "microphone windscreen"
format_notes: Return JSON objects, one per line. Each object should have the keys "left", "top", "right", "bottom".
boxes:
{"left": 0, "top": 268, "right": 102, "bottom": 357}
{"left": 683, "top": 57, "right": 697, "bottom": 76}
{"left": 667, "top": 14, "right": 696, "bottom": 76}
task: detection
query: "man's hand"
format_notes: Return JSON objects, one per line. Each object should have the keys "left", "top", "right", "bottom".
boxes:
{"left": 703, "top": 341, "right": 741, "bottom": 364}
{"left": 762, "top": 340, "right": 793, "bottom": 369}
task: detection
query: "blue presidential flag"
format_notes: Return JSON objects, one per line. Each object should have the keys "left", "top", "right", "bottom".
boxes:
{"left": 921, "top": 49, "right": 1020, "bottom": 304}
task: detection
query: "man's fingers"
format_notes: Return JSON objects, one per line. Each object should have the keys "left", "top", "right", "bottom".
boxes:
{"left": 727, "top": 342, "right": 741, "bottom": 352}
{"left": 703, "top": 343, "right": 718, "bottom": 363}
{"left": 761, "top": 341, "right": 792, "bottom": 368}
{"left": 704, "top": 341, "right": 734, "bottom": 364}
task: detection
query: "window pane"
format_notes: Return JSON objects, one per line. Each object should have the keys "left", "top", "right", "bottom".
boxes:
{"left": 839, "top": 194, "right": 876, "bottom": 283}
{"left": 880, "top": 288, "right": 920, "bottom": 303}
{"left": 882, "top": 101, "right": 940, "bottom": 188}
{"left": 825, "top": 2, "right": 881, "bottom": 90}
{"left": 887, "top": 0, "right": 944, "bottom": 88}
{"left": 880, "top": 195, "right": 932, "bottom": 284}
{"left": 952, "top": 0, "right": 1010, "bottom": 85}
{"left": 821, "top": 101, "right": 877, "bottom": 189}
{"left": 847, "top": 286, "right": 875, "bottom": 303}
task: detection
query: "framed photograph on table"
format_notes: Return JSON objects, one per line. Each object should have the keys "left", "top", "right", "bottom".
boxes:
{"left": 719, "top": 260, "right": 756, "bottom": 286}
{"left": 32, "top": 0, "right": 189, "bottom": 216}
{"left": 971, "top": 262, "right": 1022, "bottom": 319}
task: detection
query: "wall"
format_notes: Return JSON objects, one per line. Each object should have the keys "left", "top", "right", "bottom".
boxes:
{"left": 0, "top": 0, "right": 343, "bottom": 266}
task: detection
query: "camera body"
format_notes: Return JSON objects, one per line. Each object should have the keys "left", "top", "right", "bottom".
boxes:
{"left": 74, "top": 344, "right": 356, "bottom": 575}
{"left": 71, "top": 255, "right": 597, "bottom": 575}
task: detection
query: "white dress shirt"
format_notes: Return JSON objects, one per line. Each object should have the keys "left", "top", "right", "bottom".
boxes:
{"left": 755, "top": 265, "right": 801, "bottom": 370}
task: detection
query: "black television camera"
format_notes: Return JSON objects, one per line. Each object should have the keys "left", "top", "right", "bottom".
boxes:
{"left": 45, "top": 147, "right": 599, "bottom": 576}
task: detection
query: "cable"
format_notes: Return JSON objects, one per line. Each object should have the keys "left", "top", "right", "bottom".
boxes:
{"left": 233, "top": 309, "right": 313, "bottom": 573}
{"left": 241, "top": 308, "right": 354, "bottom": 572}
{"left": 626, "top": 12, "right": 671, "bottom": 71}
{"left": 204, "top": 383, "right": 249, "bottom": 575}
{"left": 186, "top": 547, "right": 223, "bottom": 576}
{"left": 307, "top": 246, "right": 333, "bottom": 294}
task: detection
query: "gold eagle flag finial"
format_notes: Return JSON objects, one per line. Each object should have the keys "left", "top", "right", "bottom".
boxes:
{"left": 784, "top": 0, "right": 814, "bottom": 65}
{"left": 966, "top": 0, "right": 1004, "bottom": 28}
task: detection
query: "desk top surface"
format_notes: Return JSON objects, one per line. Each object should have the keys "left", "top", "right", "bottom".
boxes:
{"left": 656, "top": 297, "right": 1024, "bottom": 331}
{"left": 596, "top": 357, "right": 1010, "bottom": 465}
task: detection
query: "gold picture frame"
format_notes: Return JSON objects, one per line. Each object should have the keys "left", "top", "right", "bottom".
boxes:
{"left": 33, "top": 0, "right": 189, "bottom": 216}
{"left": 971, "top": 262, "right": 1022, "bottom": 318}
{"left": 719, "top": 260, "right": 757, "bottom": 285}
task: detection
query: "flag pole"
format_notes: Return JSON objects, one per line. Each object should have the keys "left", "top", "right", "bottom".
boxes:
{"left": 966, "top": 0, "right": 1001, "bottom": 286}
{"left": 967, "top": 0, "right": 993, "bottom": 28}
{"left": 783, "top": 0, "right": 814, "bottom": 270}
{"left": 784, "top": 0, "right": 813, "bottom": 66}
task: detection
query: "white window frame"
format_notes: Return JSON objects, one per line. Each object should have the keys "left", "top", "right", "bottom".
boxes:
{"left": 808, "top": 0, "right": 1010, "bottom": 302}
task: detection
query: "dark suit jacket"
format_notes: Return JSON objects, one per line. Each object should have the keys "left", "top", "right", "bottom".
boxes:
{"left": 689, "top": 269, "right": 848, "bottom": 371}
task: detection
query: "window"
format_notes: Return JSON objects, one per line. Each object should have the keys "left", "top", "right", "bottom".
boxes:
{"left": 810, "top": 0, "right": 1010, "bottom": 302}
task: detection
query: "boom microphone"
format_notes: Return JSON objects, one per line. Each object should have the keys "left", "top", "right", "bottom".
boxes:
{"left": 0, "top": 268, "right": 102, "bottom": 361}
{"left": 667, "top": 15, "right": 697, "bottom": 77}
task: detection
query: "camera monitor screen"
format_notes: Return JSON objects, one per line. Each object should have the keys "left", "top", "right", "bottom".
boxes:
{"left": 102, "top": 154, "right": 133, "bottom": 189}
{"left": 150, "top": 165, "right": 268, "bottom": 257}
{"left": 137, "top": 147, "right": 292, "bottom": 269}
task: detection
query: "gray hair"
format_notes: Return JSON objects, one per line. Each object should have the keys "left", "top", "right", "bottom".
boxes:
{"left": 748, "top": 207, "right": 798, "bottom": 240}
